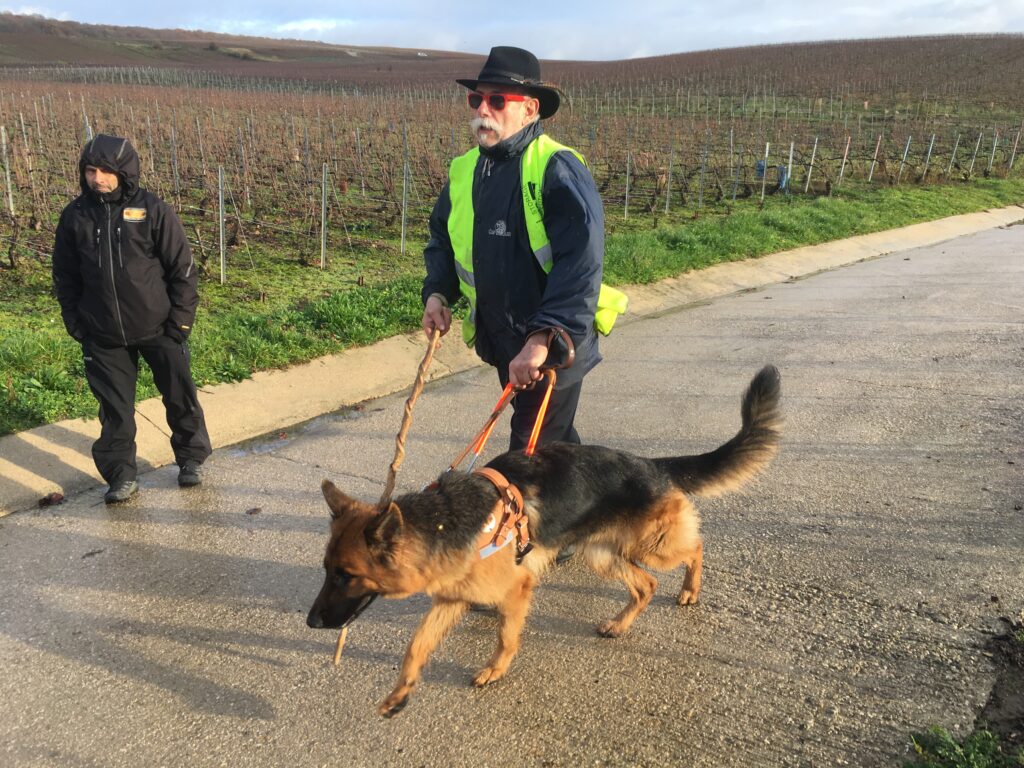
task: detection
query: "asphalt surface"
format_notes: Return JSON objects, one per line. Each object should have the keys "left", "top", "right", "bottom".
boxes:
{"left": 2, "top": 220, "right": 1023, "bottom": 766}
{"left": 3, "top": 205, "right": 1023, "bottom": 517}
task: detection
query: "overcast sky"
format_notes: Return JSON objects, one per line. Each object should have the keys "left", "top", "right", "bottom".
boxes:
{"left": 4, "top": 1, "right": 1023, "bottom": 60}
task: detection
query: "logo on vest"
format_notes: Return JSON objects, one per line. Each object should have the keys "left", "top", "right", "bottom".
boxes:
{"left": 488, "top": 219, "right": 512, "bottom": 237}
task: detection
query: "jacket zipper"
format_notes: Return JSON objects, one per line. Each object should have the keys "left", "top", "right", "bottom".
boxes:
{"left": 117, "top": 226, "right": 123, "bottom": 268}
{"left": 106, "top": 203, "right": 128, "bottom": 345}
{"left": 95, "top": 227, "right": 101, "bottom": 267}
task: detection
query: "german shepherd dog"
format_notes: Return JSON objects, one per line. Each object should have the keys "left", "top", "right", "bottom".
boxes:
{"left": 307, "top": 365, "right": 781, "bottom": 717}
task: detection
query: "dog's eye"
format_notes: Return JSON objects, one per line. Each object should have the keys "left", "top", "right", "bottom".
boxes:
{"left": 332, "top": 567, "right": 351, "bottom": 586}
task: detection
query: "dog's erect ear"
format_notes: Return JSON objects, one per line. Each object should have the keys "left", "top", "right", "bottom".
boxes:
{"left": 365, "top": 502, "right": 404, "bottom": 560}
{"left": 321, "top": 479, "right": 358, "bottom": 520}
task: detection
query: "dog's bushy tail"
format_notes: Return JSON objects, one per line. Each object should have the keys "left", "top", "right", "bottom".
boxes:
{"left": 655, "top": 365, "right": 782, "bottom": 498}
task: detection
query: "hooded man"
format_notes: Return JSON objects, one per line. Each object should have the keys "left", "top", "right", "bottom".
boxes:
{"left": 53, "top": 134, "right": 212, "bottom": 503}
{"left": 421, "top": 46, "right": 614, "bottom": 454}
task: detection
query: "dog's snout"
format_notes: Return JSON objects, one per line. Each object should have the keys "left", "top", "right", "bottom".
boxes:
{"left": 306, "top": 609, "right": 325, "bottom": 629}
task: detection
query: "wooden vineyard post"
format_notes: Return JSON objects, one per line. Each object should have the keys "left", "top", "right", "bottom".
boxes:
{"left": 401, "top": 123, "right": 409, "bottom": 257}
{"left": 624, "top": 150, "right": 631, "bottom": 220}
{"left": 922, "top": 134, "right": 936, "bottom": 181}
{"left": 732, "top": 144, "right": 742, "bottom": 203}
{"left": 947, "top": 133, "right": 961, "bottom": 176}
{"left": 804, "top": 136, "right": 818, "bottom": 193}
{"left": 786, "top": 141, "right": 794, "bottom": 195}
{"left": 321, "top": 162, "right": 328, "bottom": 270}
{"left": 1008, "top": 128, "right": 1021, "bottom": 173}
{"left": 968, "top": 131, "right": 983, "bottom": 177}
{"left": 356, "top": 127, "right": 366, "bottom": 197}
{"left": 698, "top": 133, "right": 710, "bottom": 209}
{"left": 729, "top": 127, "right": 734, "bottom": 180}
{"left": 195, "top": 116, "right": 208, "bottom": 178}
{"left": 170, "top": 125, "right": 181, "bottom": 203}
{"left": 145, "top": 115, "right": 155, "bottom": 177}
{"left": 896, "top": 136, "right": 912, "bottom": 185}
{"left": 868, "top": 134, "right": 882, "bottom": 183}
{"left": 664, "top": 138, "right": 673, "bottom": 214}
{"left": 759, "top": 141, "right": 770, "bottom": 202}
{"left": 238, "top": 127, "right": 251, "bottom": 209}
{"left": 17, "top": 112, "right": 37, "bottom": 214}
{"left": 837, "top": 136, "right": 851, "bottom": 188}
{"left": 987, "top": 130, "right": 998, "bottom": 174}
{"left": 218, "top": 166, "right": 225, "bottom": 285}
{"left": 81, "top": 96, "right": 92, "bottom": 141}
{"left": 2, "top": 126, "right": 14, "bottom": 217}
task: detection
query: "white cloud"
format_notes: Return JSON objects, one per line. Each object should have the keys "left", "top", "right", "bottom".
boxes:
{"left": 275, "top": 18, "right": 354, "bottom": 35}
{"left": 4, "top": 1, "right": 1024, "bottom": 60}
{"left": 0, "top": 4, "right": 70, "bottom": 18}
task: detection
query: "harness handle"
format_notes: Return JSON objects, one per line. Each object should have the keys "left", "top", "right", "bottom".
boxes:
{"left": 524, "top": 369, "right": 556, "bottom": 457}
{"left": 447, "top": 367, "right": 556, "bottom": 472}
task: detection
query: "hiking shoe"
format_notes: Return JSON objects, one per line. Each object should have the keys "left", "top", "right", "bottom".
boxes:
{"left": 104, "top": 480, "right": 139, "bottom": 504}
{"left": 177, "top": 460, "right": 203, "bottom": 487}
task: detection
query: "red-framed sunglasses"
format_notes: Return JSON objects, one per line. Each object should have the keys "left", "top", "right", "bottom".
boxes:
{"left": 467, "top": 91, "right": 532, "bottom": 110}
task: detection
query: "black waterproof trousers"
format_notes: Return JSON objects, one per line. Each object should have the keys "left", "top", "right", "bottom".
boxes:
{"left": 497, "top": 369, "right": 583, "bottom": 451}
{"left": 82, "top": 335, "right": 211, "bottom": 484}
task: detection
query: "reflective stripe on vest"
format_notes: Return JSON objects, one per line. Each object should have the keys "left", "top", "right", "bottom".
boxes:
{"left": 448, "top": 134, "right": 626, "bottom": 346}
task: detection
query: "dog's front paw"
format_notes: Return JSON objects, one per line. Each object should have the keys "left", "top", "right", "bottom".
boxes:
{"left": 378, "top": 690, "right": 411, "bottom": 718}
{"left": 472, "top": 665, "right": 507, "bottom": 687}
{"left": 677, "top": 589, "right": 700, "bottom": 606}
{"left": 596, "top": 620, "right": 627, "bottom": 638}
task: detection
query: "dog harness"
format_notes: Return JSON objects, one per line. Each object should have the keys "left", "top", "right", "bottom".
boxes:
{"left": 472, "top": 467, "right": 533, "bottom": 563}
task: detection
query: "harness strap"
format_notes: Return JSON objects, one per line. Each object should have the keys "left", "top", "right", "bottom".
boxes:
{"left": 472, "top": 467, "right": 533, "bottom": 562}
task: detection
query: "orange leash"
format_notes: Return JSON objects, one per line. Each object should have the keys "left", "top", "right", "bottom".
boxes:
{"left": 446, "top": 382, "right": 517, "bottom": 472}
{"left": 447, "top": 369, "right": 557, "bottom": 472}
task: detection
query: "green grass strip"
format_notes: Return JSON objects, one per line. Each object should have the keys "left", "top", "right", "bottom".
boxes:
{"left": 2, "top": 178, "right": 1023, "bottom": 435}
{"left": 905, "top": 726, "right": 1023, "bottom": 767}
{"left": 604, "top": 179, "right": 1024, "bottom": 283}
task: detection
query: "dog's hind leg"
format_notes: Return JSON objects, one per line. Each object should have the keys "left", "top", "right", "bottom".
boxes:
{"left": 473, "top": 570, "right": 535, "bottom": 686}
{"left": 584, "top": 545, "right": 658, "bottom": 638}
{"left": 676, "top": 540, "right": 703, "bottom": 605}
{"left": 379, "top": 599, "right": 467, "bottom": 718}
{"left": 634, "top": 493, "right": 704, "bottom": 606}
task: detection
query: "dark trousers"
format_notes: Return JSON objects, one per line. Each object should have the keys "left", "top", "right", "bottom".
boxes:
{"left": 498, "top": 370, "right": 583, "bottom": 451}
{"left": 83, "top": 335, "right": 212, "bottom": 484}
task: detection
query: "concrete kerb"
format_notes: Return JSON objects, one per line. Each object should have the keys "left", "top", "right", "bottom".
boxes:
{"left": 2, "top": 203, "right": 1022, "bottom": 516}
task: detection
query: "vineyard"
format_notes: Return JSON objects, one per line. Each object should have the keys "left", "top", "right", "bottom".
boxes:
{"left": 2, "top": 75, "right": 1021, "bottom": 278}
{"left": 1, "top": 31, "right": 1023, "bottom": 433}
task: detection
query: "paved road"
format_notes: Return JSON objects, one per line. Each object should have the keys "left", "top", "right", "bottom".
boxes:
{"left": 2, "top": 225, "right": 1022, "bottom": 767}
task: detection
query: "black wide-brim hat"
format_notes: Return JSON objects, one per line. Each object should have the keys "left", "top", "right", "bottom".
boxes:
{"left": 457, "top": 46, "right": 560, "bottom": 119}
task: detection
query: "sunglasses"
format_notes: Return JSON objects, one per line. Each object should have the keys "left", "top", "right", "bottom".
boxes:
{"left": 467, "top": 91, "right": 533, "bottom": 110}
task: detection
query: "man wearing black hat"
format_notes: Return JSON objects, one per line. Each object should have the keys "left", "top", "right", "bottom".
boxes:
{"left": 422, "top": 46, "right": 613, "bottom": 454}
{"left": 52, "top": 134, "right": 212, "bottom": 503}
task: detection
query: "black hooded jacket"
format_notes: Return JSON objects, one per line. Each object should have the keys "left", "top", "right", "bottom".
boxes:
{"left": 52, "top": 134, "right": 197, "bottom": 346}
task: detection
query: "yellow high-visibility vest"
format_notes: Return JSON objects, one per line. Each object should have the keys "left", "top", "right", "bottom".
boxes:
{"left": 447, "top": 133, "right": 626, "bottom": 346}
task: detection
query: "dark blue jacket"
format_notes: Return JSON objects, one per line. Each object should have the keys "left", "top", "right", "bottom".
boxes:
{"left": 422, "top": 121, "right": 605, "bottom": 387}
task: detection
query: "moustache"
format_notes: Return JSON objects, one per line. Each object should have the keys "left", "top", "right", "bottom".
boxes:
{"left": 471, "top": 117, "right": 500, "bottom": 134}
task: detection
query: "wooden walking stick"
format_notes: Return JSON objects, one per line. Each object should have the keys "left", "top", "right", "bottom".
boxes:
{"left": 332, "top": 328, "right": 442, "bottom": 665}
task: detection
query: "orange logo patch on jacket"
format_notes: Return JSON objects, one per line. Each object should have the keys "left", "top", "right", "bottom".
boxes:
{"left": 123, "top": 208, "right": 147, "bottom": 222}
